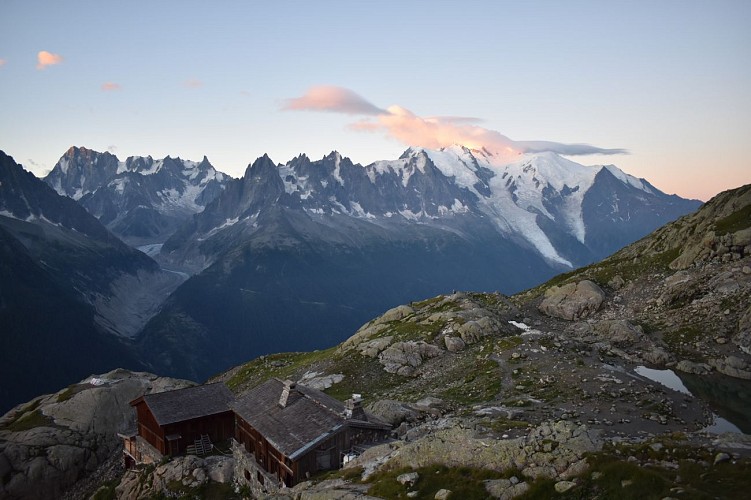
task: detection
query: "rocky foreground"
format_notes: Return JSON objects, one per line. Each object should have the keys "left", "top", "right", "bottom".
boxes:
{"left": 1, "top": 185, "right": 750, "bottom": 499}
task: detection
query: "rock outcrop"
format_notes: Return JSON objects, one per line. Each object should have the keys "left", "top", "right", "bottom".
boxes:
{"left": 0, "top": 369, "right": 193, "bottom": 500}
{"left": 116, "top": 455, "right": 234, "bottom": 499}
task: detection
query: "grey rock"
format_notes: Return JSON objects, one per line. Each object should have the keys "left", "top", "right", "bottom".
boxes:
{"left": 378, "top": 305, "right": 415, "bottom": 324}
{"left": 458, "top": 321, "right": 487, "bottom": 344}
{"left": 367, "top": 400, "right": 420, "bottom": 426}
{"left": 608, "top": 275, "right": 625, "bottom": 290}
{"left": 714, "top": 452, "right": 731, "bottom": 465}
{"left": 358, "top": 336, "right": 394, "bottom": 358}
{"left": 0, "top": 369, "right": 194, "bottom": 500}
{"left": 539, "top": 280, "right": 605, "bottom": 321}
{"left": 642, "top": 347, "right": 672, "bottom": 366}
{"left": 379, "top": 341, "right": 443, "bottom": 375}
{"left": 444, "top": 336, "right": 466, "bottom": 352}
{"left": 554, "top": 480, "right": 577, "bottom": 493}
{"left": 397, "top": 471, "right": 419, "bottom": 486}
{"left": 434, "top": 488, "right": 452, "bottom": 499}
{"left": 675, "top": 360, "right": 712, "bottom": 375}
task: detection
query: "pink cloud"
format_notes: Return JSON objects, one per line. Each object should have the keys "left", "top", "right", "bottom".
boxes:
{"left": 288, "top": 85, "right": 626, "bottom": 156}
{"left": 37, "top": 50, "right": 63, "bottom": 70}
{"left": 0, "top": 58, "right": 6, "bottom": 67}
{"left": 184, "top": 79, "right": 203, "bottom": 89}
{"left": 101, "top": 82, "right": 121, "bottom": 91}
{"left": 283, "top": 85, "right": 386, "bottom": 115}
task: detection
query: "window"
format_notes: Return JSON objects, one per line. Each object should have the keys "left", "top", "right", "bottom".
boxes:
{"left": 244, "top": 469, "right": 250, "bottom": 481}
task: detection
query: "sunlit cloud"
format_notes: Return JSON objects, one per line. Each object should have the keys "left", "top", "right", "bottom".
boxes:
{"left": 0, "top": 58, "right": 6, "bottom": 67}
{"left": 283, "top": 85, "right": 387, "bottom": 115}
{"left": 36, "top": 50, "right": 63, "bottom": 70}
{"left": 286, "top": 85, "right": 627, "bottom": 157}
{"left": 101, "top": 82, "right": 121, "bottom": 91}
{"left": 184, "top": 78, "right": 203, "bottom": 89}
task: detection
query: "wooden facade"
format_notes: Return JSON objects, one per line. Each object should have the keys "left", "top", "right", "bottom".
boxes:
{"left": 131, "top": 399, "right": 234, "bottom": 455}
{"left": 125, "top": 383, "right": 234, "bottom": 462}
{"left": 232, "top": 379, "right": 390, "bottom": 488}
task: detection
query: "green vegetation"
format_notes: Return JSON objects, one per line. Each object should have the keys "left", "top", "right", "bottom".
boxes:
{"left": 90, "top": 480, "right": 118, "bottom": 500}
{"left": 367, "top": 464, "right": 506, "bottom": 499}
{"left": 226, "top": 347, "right": 337, "bottom": 391}
{"left": 56, "top": 382, "right": 94, "bottom": 402}
{"left": 714, "top": 203, "right": 751, "bottom": 235}
{"left": 439, "top": 356, "right": 503, "bottom": 405}
{"left": 150, "top": 480, "right": 241, "bottom": 500}
{"left": 513, "top": 440, "right": 751, "bottom": 500}
{"left": 1, "top": 398, "right": 55, "bottom": 432}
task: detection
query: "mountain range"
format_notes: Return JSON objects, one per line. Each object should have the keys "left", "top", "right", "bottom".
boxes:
{"left": 138, "top": 146, "right": 701, "bottom": 380}
{"left": 45, "top": 146, "right": 228, "bottom": 247}
{"left": 0, "top": 145, "right": 701, "bottom": 410}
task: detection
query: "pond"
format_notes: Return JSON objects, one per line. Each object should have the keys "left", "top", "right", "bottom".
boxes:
{"left": 634, "top": 365, "right": 751, "bottom": 434}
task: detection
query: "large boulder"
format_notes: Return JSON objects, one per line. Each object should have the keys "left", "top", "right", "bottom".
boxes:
{"left": 378, "top": 341, "right": 443, "bottom": 376}
{"left": 539, "top": 281, "right": 605, "bottom": 321}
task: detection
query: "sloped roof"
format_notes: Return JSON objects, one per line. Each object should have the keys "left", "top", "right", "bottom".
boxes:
{"left": 133, "top": 383, "right": 234, "bottom": 426}
{"left": 232, "top": 378, "right": 389, "bottom": 460}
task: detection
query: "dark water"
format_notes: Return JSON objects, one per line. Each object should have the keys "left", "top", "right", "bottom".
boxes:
{"left": 634, "top": 366, "right": 751, "bottom": 434}
{"left": 679, "top": 371, "right": 751, "bottom": 434}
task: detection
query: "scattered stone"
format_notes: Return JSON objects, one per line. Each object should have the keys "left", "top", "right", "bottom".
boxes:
{"left": 444, "top": 336, "right": 466, "bottom": 352}
{"left": 714, "top": 452, "right": 731, "bottom": 465}
{"left": 608, "top": 275, "right": 625, "bottom": 290}
{"left": 435, "top": 488, "right": 452, "bottom": 499}
{"left": 397, "top": 471, "right": 419, "bottom": 487}
{"left": 554, "top": 480, "right": 576, "bottom": 493}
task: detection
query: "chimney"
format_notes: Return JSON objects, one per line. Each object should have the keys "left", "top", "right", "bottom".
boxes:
{"left": 344, "top": 393, "right": 365, "bottom": 420}
{"left": 279, "top": 380, "right": 296, "bottom": 408}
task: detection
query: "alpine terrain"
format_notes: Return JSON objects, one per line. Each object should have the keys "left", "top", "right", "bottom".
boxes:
{"left": 1, "top": 183, "right": 749, "bottom": 499}
{"left": 138, "top": 146, "right": 701, "bottom": 381}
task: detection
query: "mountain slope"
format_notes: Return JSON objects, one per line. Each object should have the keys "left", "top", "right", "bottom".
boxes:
{"left": 139, "top": 148, "right": 700, "bottom": 381}
{"left": 0, "top": 151, "right": 175, "bottom": 411}
{"left": 45, "top": 146, "right": 228, "bottom": 246}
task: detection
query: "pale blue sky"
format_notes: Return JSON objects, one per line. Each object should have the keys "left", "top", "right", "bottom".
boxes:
{"left": 1, "top": 0, "right": 749, "bottom": 200}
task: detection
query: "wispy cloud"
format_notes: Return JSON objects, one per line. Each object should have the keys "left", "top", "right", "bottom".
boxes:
{"left": 283, "top": 85, "right": 387, "bottom": 115}
{"left": 184, "top": 78, "right": 203, "bottom": 89}
{"left": 36, "top": 50, "right": 63, "bottom": 70}
{"left": 285, "top": 85, "right": 627, "bottom": 157}
{"left": 107, "top": 145, "right": 118, "bottom": 153}
{"left": 101, "top": 82, "right": 121, "bottom": 91}
{"left": 0, "top": 58, "right": 6, "bottom": 67}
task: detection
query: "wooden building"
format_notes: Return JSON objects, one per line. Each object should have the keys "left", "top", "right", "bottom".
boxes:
{"left": 127, "top": 383, "right": 234, "bottom": 459}
{"left": 232, "top": 378, "right": 390, "bottom": 490}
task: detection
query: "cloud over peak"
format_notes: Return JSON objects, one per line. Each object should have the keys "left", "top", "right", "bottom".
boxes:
{"left": 36, "top": 50, "right": 63, "bottom": 70}
{"left": 101, "top": 82, "right": 121, "bottom": 91}
{"left": 284, "top": 85, "right": 627, "bottom": 157}
{"left": 283, "top": 85, "right": 387, "bottom": 115}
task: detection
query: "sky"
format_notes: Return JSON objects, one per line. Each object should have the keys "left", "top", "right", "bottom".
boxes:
{"left": 1, "top": 1, "right": 749, "bottom": 201}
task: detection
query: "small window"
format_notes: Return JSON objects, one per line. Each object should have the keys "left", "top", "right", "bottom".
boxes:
{"left": 244, "top": 469, "right": 250, "bottom": 481}
{"left": 257, "top": 471, "right": 264, "bottom": 485}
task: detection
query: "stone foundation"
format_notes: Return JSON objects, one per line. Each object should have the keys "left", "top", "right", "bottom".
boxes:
{"left": 231, "top": 439, "right": 281, "bottom": 497}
